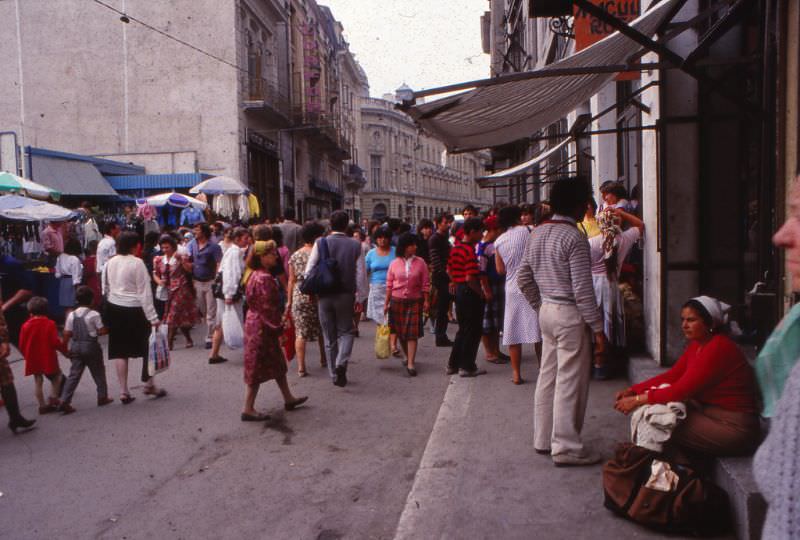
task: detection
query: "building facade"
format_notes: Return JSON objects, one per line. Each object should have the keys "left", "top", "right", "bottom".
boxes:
{"left": 0, "top": 0, "right": 366, "bottom": 221}
{"left": 358, "top": 89, "right": 493, "bottom": 222}
{"left": 479, "top": 0, "right": 794, "bottom": 364}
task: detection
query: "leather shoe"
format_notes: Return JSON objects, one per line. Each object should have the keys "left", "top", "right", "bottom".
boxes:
{"left": 334, "top": 366, "right": 347, "bottom": 387}
{"left": 284, "top": 396, "right": 308, "bottom": 411}
{"left": 436, "top": 337, "right": 454, "bottom": 347}
{"left": 458, "top": 368, "right": 487, "bottom": 377}
{"left": 552, "top": 451, "right": 602, "bottom": 467}
{"left": 209, "top": 356, "right": 228, "bottom": 365}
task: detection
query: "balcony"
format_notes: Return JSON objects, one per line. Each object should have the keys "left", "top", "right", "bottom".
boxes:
{"left": 344, "top": 163, "right": 366, "bottom": 190}
{"left": 309, "top": 177, "right": 343, "bottom": 197}
{"left": 243, "top": 78, "right": 291, "bottom": 127}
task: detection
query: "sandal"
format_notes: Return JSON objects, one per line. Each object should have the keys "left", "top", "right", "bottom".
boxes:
{"left": 512, "top": 378, "right": 525, "bottom": 385}
{"left": 143, "top": 388, "right": 167, "bottom": 399}
{"left": 186, "top": 341, "right": 194, "bottom": 349}
{"left": 298, "top": 370, "right": 308, "bottom": 378}
{"left": 120, "top": 394, "right": 136, "bottom": 405}
{"left": 392, "top": 349, "right": 403, "bottom": 358}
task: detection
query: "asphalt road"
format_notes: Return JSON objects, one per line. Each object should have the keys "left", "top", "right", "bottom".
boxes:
{"left": 1, "top": 321, "right": 701, "bottom": 540}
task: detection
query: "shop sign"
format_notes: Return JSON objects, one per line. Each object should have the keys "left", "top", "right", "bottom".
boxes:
{"left": 574, "top": 0, "right": 640, "bottom": 79}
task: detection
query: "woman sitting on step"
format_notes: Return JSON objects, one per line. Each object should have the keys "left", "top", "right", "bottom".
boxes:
{"left": 614, "top": 296, "right": 760, "bottom": 458}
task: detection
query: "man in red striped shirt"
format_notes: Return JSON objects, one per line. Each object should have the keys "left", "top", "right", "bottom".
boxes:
{"left": 446, "top": 217, "right": 490, "bottom": 377}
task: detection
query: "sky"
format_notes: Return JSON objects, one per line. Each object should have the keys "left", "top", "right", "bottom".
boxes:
{"left": 319, "top": 0, "right": 490, "bottom": 98}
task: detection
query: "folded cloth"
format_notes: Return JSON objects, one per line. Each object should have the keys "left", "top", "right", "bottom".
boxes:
{"left": 630, "top": 384, "right": 687, "bottom": 452}
{"left": 645, "top": 459, "right": 680, "bottom": 492}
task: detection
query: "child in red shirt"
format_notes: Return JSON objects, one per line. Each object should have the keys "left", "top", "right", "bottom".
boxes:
{"left": 19, "top": 297, "right": 68, "bottom": 414}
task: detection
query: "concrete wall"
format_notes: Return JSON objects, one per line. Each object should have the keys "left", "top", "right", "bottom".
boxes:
{"left": 0, "top": 0, "right": 242, "bottom": 178}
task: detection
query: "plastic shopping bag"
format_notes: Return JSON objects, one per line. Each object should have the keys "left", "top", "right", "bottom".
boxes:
{"left": 148, "top": 326, "right": 170, "bottom": 375}
{"left": 375, "top": 322, "right": 391, "bottom": 359}
{"left": 222, "top": 304, "right": 244, "bottom": 349}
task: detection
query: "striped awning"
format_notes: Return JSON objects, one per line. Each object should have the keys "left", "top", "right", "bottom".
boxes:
{"left": 404, "top": 0, "right": 679, "bottom": 152}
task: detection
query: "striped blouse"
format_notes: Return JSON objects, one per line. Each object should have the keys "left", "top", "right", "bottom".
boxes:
{"left": 516, "top": 215, "right": 603, "bottom": 333}
{"left": 447, "top": 242, "right": 480, "bottom": 283}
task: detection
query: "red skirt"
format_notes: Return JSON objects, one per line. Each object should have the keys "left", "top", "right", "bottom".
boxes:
{"left": 388, "top": 297, "right": 424, "bottom": 341}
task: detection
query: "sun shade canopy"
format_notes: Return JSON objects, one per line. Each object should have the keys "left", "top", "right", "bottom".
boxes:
{"left": 403, "top": 0, "right": 679, "bottom": 153}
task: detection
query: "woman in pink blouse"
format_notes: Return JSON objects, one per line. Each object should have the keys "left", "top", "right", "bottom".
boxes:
{"left": 384, "top": 233, "right": 430, "bottom": 376}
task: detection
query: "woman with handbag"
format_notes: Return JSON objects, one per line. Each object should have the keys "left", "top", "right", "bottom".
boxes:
{"left": 208, "top": 227, "right": 250, "bottom": 365}
{"left": 366, "top": 228, "right": 397, "bottom": 355}
{"left": 614, "top": 295, "right": 759, "bottom": 458}
{"left": 241, "top": 240, "right": 307, "bottom": 422}
{"left": 383, "top": 233, "right": 429, "bottom": 376}
{"left": 153, "top": 234, "right": 197, "bottom": 350}
{"left": 286, "top": 222, "right": 327, "bottom": 377}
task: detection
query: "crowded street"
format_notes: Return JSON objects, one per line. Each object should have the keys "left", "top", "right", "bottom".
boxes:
{"left": 1, "top": 325, "right": 682, "bottom": 540}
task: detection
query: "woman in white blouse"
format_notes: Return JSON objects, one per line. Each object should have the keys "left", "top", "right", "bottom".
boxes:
{"left": 208, "top": 227, "right": 250, "bottom": 364}
{"left": 102, "top": 231, "right": 165, "bottom": 404}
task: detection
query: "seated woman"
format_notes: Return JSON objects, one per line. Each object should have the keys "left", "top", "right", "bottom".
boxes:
{"left": 614, "top": 296, "right": 760, "bottom": 457}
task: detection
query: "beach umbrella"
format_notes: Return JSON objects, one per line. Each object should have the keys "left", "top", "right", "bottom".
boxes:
{"left": 0, "top": 194, "right": 74, "bottom": 221}
{"left": 140, "top": 192, "right": 207, "bottom": 209}
{"left": 0, "top": 171, "right": 60, "bottom": 199}
{"left": 189, "top": 176, "right": 248, "bottom": 195}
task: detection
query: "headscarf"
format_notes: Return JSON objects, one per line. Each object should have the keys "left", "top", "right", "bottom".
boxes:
{"left": 690, "top": 295, "right": 731, "bottom": 329}
{"left": 597, "top": 208, "right": 623, "bottom": 280}
{"left": 253, "top": 239, "right": 276, "bottom": 256}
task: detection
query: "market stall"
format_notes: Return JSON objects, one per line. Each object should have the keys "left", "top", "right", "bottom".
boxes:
{"left": 0, "top": 194, "right": 77, "bottom": 321}
{"left": 190, "top": 176, "right": 259, "bottom": 222}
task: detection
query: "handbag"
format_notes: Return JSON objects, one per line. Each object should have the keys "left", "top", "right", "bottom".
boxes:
{"left": 212, "top": 271, "right": 244, "bottom": 302}
{"left": 602, "top": 442, "right": 731, "bottom": 536}
{"left": 298, "top": 237, "right": 340, "bottom": 296}
{"left": 221, "top": 304, "right": 244, "bottom": 349}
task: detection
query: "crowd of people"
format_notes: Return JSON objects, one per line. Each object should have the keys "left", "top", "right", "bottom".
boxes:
{"left": 0, "top": 176, "right": 799, "bottom": 537}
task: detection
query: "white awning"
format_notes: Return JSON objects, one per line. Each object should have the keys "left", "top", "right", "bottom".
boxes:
{"left": 481, "top": 137, "right": 572, "bottom": 179}
{"left": 405, "top": 0, "right": 679, "bottom": 152}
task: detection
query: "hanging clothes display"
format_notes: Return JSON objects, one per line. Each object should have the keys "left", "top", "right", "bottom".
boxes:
{"left": 179, "top": 206, "right": 205, "bottom": 226}
{"left": 248, "top": 194, "right": 260, "bottom": 219}
{"left": 237, "top": 194, "right": 250, "bottom": 222}
{"left": 213, "top": 194, "right": 236, "bottom": 219}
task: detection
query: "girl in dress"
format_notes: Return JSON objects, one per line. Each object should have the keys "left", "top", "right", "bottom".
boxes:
{"left": 19, "top": 297, "right": 68, "bottom": 413}
{"left": 153, "top": 234, "right": 198, "bottom": 349}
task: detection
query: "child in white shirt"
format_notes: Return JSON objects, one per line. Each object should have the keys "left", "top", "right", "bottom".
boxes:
{"left": 55, "top": 238, "right": 83, "bottom": 312}
{"left": 58, "top": 286, "right": 112, "bottom": 413}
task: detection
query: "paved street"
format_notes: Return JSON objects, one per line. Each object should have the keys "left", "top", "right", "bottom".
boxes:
{"left": 2, "top": 322, "right": 689, "bottom": 540}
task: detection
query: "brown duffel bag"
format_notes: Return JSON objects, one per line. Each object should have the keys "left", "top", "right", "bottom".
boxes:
{"left": 602, "top": 442, "right": 731, "bottom": 536}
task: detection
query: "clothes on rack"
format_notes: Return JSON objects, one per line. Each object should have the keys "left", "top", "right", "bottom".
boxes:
{"left": 180, "top": 206, "right": 205, "bottom": 226}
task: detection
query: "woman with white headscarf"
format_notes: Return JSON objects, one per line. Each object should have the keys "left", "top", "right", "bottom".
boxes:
{"left": 588, "top": 207, "right": 643, "bottom": 378}
{"left": 613, "top": 295, "right": 760, "bottom": 458}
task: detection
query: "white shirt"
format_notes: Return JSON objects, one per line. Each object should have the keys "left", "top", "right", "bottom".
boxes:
{"left": 102, "top": 255, "right": 158, "bottom": 322}
{"left": 65, "top": 307, "right": 104, "bottom": 337}
{"left": 96, "top": 235, "right": 116, "bottom": 275}
{"left": 55, "top": 253, "right": 83, "bottom": 285}
{"left": 588, "top": 227, "right": 641, "bottom": 276}
{"left": 219, "top": 244, "right": 245, "bottom": 300}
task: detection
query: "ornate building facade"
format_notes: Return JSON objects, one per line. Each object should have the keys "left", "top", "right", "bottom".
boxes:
{"left": 357, "top": 88, "right": 493, "bottom": 222}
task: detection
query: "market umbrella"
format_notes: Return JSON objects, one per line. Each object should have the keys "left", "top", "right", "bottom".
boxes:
{"left": 139, "top": 192, "right": 207, "bottom": 210}
{"left": 0, "top": 171, "right": 60, "bottom": 200}
{"left": 189, "top": 176, "right": 248, "bottom": 195}
{"left": 0, "top": 194, "right": 74, "bottom": 221}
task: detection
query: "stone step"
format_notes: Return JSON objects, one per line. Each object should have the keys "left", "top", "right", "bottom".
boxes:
{"left": 627, "top": 354, "right": 766, "bottom": 540}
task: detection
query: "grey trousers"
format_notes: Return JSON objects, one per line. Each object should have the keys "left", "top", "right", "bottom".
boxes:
{"left": 318, "top": 292, "right": 356, "bottom": 379}
{"left": 60, "top": 351, "right": 109, "bottom": 404}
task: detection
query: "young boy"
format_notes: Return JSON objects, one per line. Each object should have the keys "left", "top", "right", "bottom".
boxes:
{"left": 59, "top": 286, "right": 113, "bottom": 414}
{"left": 19, "top": 297, "right": 68, "bottom": 414}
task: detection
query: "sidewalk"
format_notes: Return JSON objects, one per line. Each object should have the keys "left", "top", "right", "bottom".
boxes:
{"left": 393, "top": 344, "right": 700, "bottom": 540}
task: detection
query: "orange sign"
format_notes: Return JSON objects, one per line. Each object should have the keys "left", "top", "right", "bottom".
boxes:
{"left": 574, "top": 0, "right": 640, "bottom": 79}
{"left": 574, "top": 0, "right": 640, "bottom": 50}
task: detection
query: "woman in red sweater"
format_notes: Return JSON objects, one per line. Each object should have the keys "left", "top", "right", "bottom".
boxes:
{"left": 614, "top": 296, "right": 760, "bottom": 456}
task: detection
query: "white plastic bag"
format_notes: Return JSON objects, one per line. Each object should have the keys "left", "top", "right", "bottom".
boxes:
{"left": 222, "top": 304, "right": 244, "bottom": 349}
{"left": 148, "top": 326, "right": 170, "bottom": 375}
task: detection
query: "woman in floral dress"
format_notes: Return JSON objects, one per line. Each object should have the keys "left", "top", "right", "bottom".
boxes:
{"left": 152, "top": 234, "right": 197, "bottom": 349}
{"left": 241, "top": 240, "right": 307, "bottom": 422}
{"left": 286, "top": 222, "right": 327, "bottom": 377}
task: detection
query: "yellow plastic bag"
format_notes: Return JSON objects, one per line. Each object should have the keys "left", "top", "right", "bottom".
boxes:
{"left": 375, "top": 324, "right": 391, "bottom": 359}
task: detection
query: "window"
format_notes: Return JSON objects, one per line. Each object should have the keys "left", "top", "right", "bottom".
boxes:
{"left": 370, "top": 155, "right": 382, "bottom": 190}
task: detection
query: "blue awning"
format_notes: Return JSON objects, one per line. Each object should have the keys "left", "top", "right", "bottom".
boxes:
{"left": 107, "top": 173, "right": 212, "bottom": 191}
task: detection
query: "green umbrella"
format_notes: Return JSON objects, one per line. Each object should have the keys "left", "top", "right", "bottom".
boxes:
{"left": 0, "top": 171, "right": 61, "bottom": 200}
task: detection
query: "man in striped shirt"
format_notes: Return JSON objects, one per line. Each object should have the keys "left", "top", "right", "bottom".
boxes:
{"left": 517, "top": 177, "right": 607, "bottom": 467}
{"left": 446, "top": 217, "right": 489, "bottom": 377}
